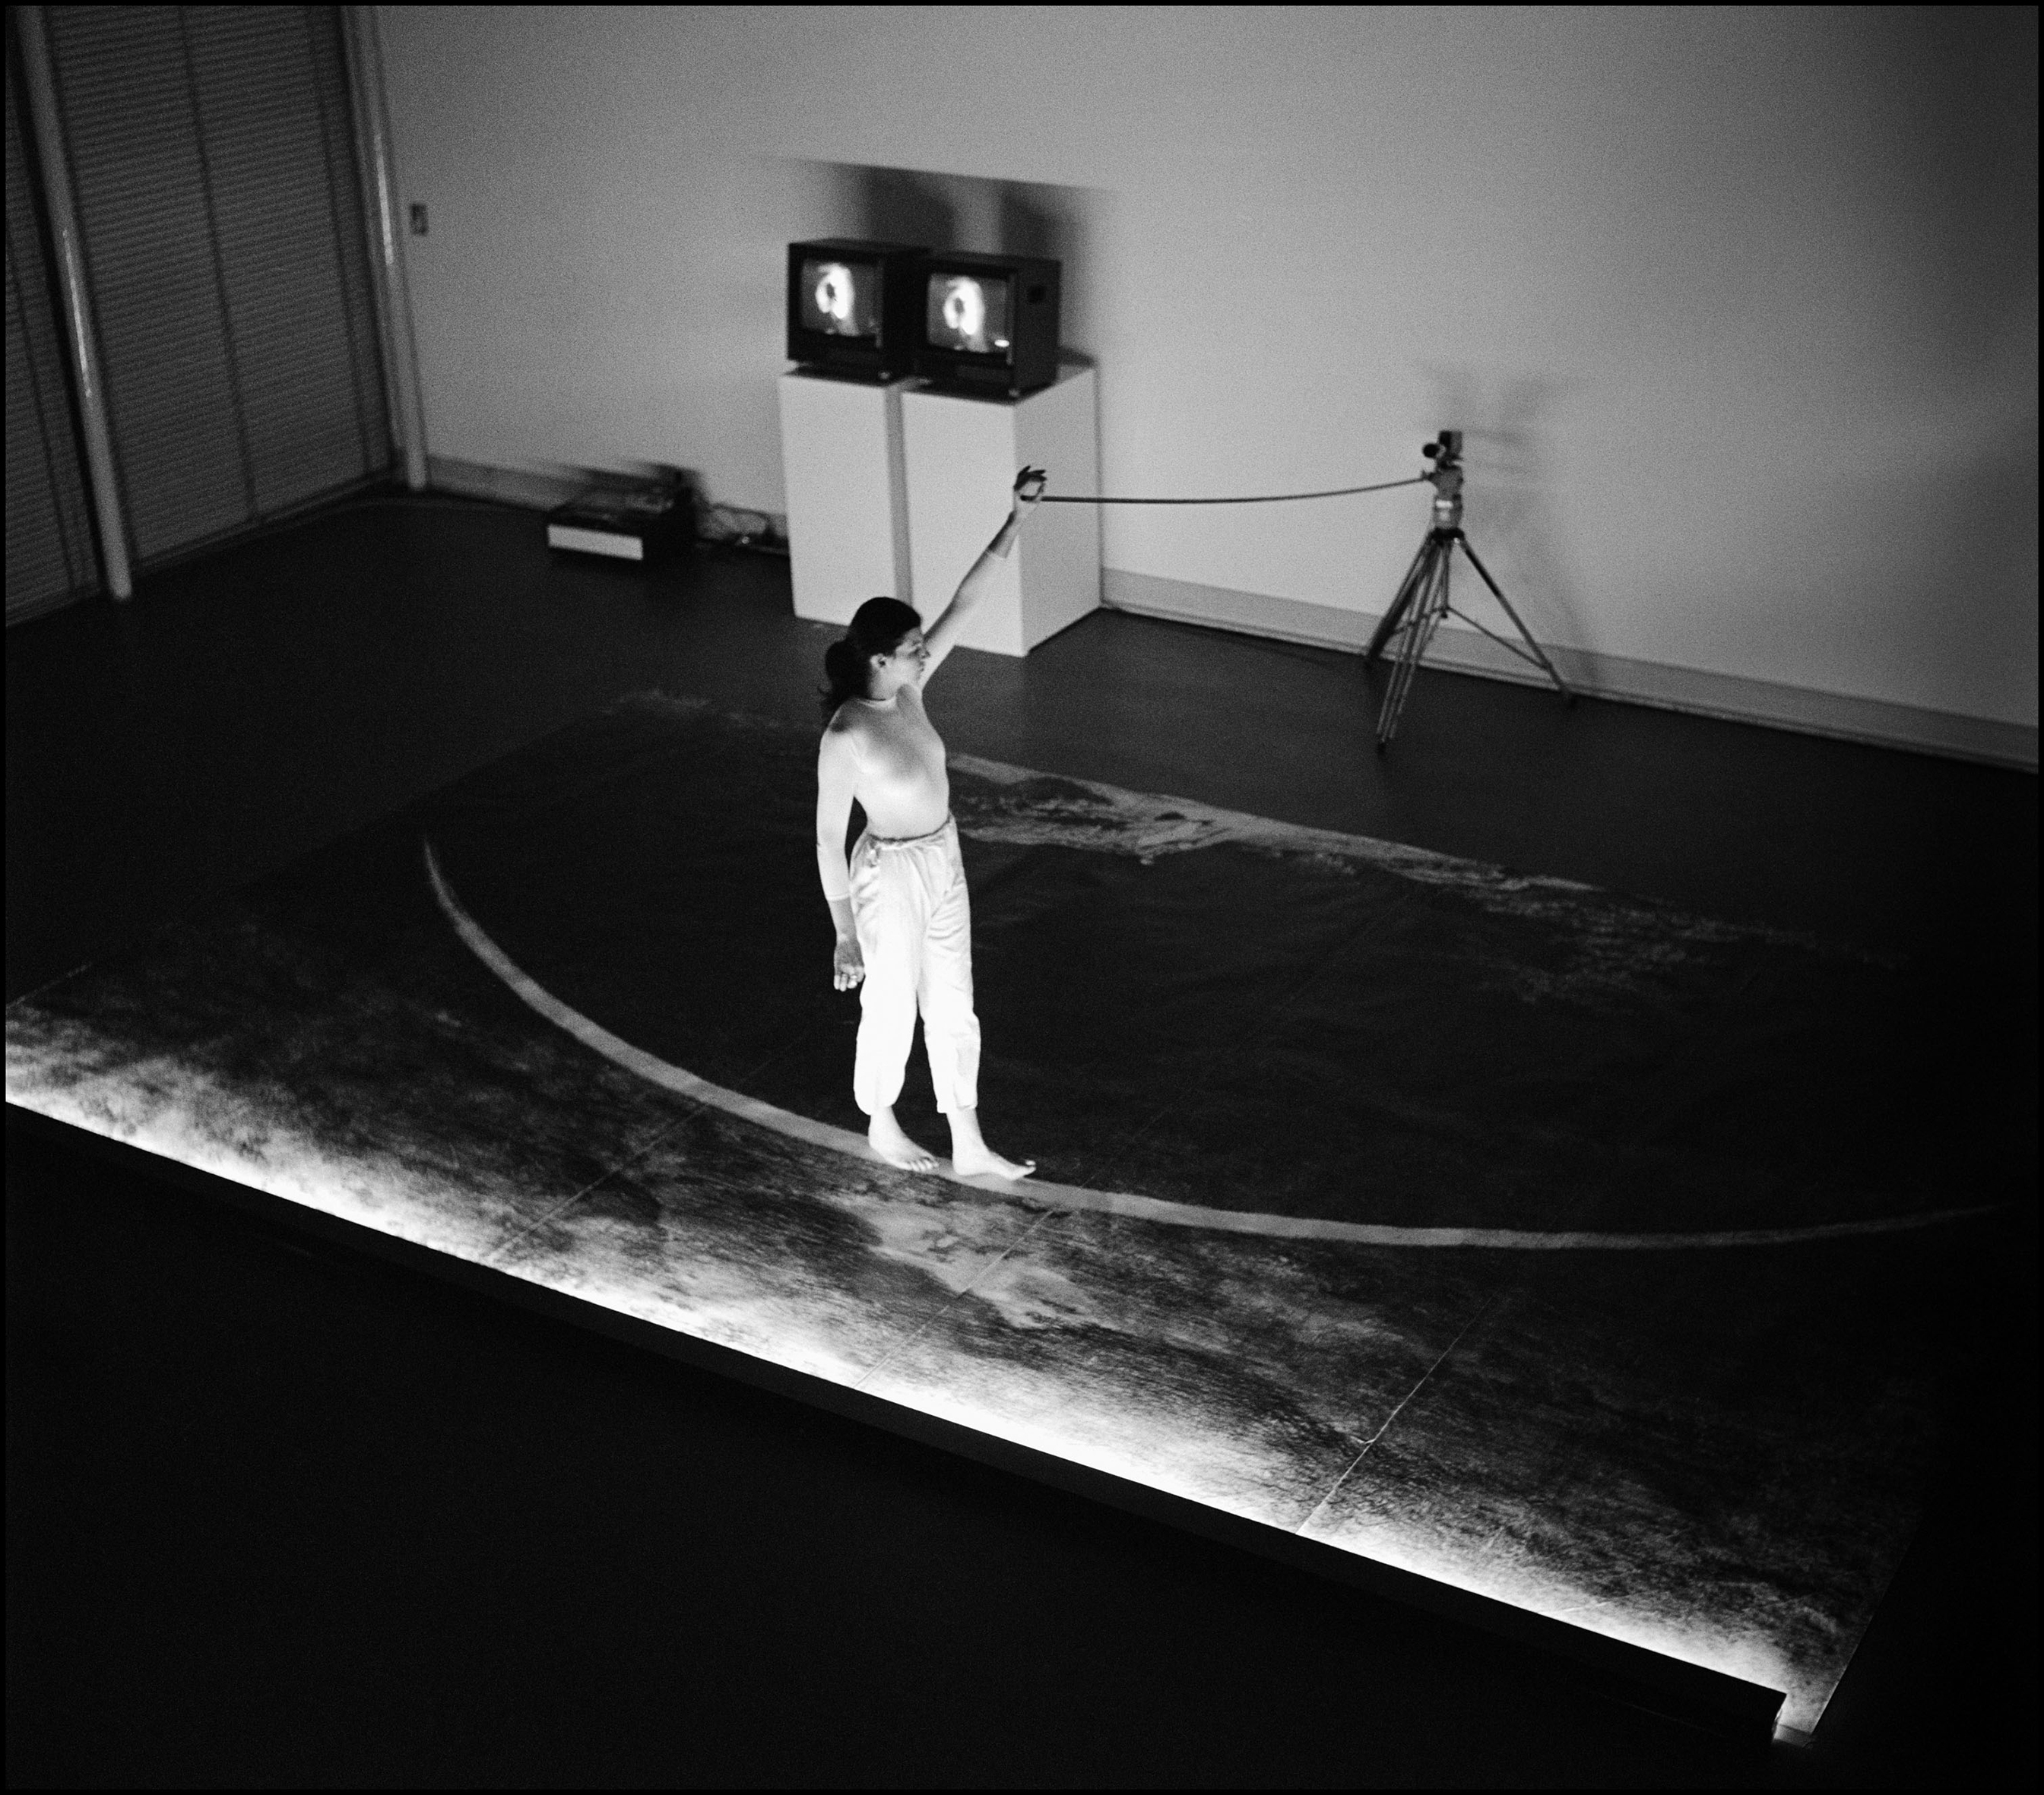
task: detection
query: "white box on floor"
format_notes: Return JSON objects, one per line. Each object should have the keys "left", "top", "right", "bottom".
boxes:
{"left": 901, "top": 366, "right": 1100, "bottom": 656}
{"left": 778, "top": 370, "right": 916, "bottom": 625}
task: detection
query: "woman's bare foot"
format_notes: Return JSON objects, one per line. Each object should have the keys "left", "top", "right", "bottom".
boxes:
{"left": 868, "top": 1106, "right": 938, "bottom": 1173}
{"left": 948, "top": 1108, "right": 1036, "bottom": 1182}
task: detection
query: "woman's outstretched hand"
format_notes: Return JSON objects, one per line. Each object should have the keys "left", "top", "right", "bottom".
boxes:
{"left": 984, "top": 466, "right": 1047, "bottom": 564}
{"left": 1012, "top": 465, "right": 1047, "bottom": 516}
{"left": 832, "top": 934, "right": 866, "bottom": 992}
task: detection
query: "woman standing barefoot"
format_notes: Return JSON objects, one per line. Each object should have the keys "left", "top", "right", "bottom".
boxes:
{"left": 814, "top": 468, "right": 1047, "bottom": 1179}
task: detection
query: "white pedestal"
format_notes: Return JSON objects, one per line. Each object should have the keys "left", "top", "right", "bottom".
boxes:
{"left": 900, "top": 366, "right": 1100, "bottom": 656}
{"left": 778, "top": 370, "right": 915, "bottom": 625}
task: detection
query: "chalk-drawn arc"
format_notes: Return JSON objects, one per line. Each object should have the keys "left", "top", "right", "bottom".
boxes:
{"left": 426, "top": 840, "right": 1996, "bottom": 1251}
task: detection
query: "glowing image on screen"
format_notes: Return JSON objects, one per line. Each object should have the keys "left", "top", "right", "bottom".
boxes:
{"left": 800, "top": 258, "right": 879, "bottom": 338}
{"left": 928, "top": 273, "right": 1010, "bottom": 355}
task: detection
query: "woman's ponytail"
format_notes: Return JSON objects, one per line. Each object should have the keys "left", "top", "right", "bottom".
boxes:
{"left": 818, "top": 596, "right": 923, "bottom": 723}
{"left": 819, "top": 638, "right": 866, "bottom": 721}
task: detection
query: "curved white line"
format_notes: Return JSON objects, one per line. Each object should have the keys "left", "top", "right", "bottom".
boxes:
{"left": 425, "top": 839, "right": 1999, "bottom": 1252}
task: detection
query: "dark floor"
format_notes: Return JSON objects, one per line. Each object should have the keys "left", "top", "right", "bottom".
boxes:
{"left": 8, "top": 492, "right": 2037, "bottom": 1787}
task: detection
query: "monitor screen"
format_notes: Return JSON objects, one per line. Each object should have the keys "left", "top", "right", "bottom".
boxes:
{"left": 798, "top": 256, "right": 880, "bottom": 340}
{"left": 926, "top": 271, "right": 1012, "bottom": 356}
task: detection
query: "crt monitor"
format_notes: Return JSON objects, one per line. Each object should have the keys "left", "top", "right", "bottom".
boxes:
{"left": 785, "top": 239, "right": 928, "bottom": 380}
{"left": 914, "top": 252, "right": 1061, "bottom": 398}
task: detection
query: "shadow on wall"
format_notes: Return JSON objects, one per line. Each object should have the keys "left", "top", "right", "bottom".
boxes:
{"left": 1417, "top": 367, "right": 1589, "bottom": 657}
{"left": 795, "top": 159, "right": 1115, "bottom": 369}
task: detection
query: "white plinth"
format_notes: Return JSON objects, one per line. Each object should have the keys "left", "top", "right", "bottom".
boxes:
{"left": 900, "top": 366, "right": 1100, "bottom": 657}
{"left": 778, "top": 370, "right": 915, "bottom": 625}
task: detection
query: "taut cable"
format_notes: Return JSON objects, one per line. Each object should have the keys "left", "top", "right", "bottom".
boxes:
{"left": 1035, "top": 474, "right": 1428, "bottom": 505}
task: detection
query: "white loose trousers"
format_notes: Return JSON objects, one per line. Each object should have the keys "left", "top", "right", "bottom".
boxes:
{"left": 848, "top": 815, "right": 980, "bottom": 1116}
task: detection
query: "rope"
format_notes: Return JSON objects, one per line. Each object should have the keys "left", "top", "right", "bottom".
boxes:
{"left": 1036, "top": 474, "right": 1428, "bottom": 506}
{"left": 425, "top": 837, "right": 2006, "bottom": 1255}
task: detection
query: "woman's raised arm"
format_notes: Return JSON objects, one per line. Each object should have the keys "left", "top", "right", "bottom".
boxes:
{"left": 921, "top": 467, "right": 1047, "bottom": 679}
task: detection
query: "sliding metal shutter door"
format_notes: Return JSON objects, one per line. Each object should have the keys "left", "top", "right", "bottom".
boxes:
{"left": 43, "top": 4, "right": 388, "bottom": 567}
{"left": 187, "top": 5, "right": 388, "bottom": 514}
{"left": 6, "top": 72, "right": 99, "bottom": 620}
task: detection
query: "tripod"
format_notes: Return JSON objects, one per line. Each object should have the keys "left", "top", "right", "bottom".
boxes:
{"left": 1362, "top": 433, "right": 1573, "bottom": 749}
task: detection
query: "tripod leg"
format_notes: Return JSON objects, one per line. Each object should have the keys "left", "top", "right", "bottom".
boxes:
{"left": 1364, "top": 534, "right": 1434, "bottom": 664}
{"left": 1377, "top": 540, "right": 1450, "bottom": 749}
{"left": 1377, "top": 552, "right": 1439, "bottom": 749}
{"left": 1453, "top": 536, "right": 1573, "bottom": 704}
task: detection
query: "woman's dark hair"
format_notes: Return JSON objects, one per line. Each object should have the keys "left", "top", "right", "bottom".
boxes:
{"left": 819, "top": 597, "right": 922, "bottom": 723}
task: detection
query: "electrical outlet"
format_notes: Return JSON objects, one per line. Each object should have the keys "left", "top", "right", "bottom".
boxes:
{"left": 408, "top": 202, "right": 428, "bottom": 236}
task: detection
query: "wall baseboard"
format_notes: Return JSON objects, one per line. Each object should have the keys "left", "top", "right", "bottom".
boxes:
{"left": 422, "top": 458, "right": 2036, "bottom": 771}
{"left": 428, "top": 454, "right": 590, "bottom": 512}
{"left": 1103, "top": 569, "right": 2038, "bottom": 772}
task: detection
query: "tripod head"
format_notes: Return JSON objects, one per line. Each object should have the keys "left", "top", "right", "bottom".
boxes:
{"left": 1421, "top": 429, "right": 1464, "bottom": 530}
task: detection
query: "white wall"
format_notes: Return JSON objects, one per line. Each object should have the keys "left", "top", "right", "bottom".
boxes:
{"left": 376, "top": 5, "right": 2038, "bottom": 729}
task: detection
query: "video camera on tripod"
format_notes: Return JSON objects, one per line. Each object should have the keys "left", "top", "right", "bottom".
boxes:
{"left": 1363, "top": 430, "right": 1573, "bottom": 749}
{"left": 1421, "top": 431, "right": 1466, "bottom": 530}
